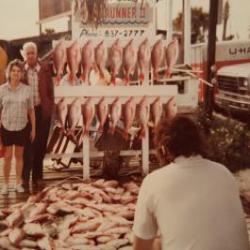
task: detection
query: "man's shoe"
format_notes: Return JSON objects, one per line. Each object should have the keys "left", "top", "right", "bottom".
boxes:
{"left": 22, "top": 182, "right": 30, "bottom": 192}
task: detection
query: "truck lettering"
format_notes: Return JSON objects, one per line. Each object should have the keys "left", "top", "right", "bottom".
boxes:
{"left": 229, "top": 47, "right": 250, "bottom": 55}
{"left": 229, "top": 48, "right": 237, "bottom": 55}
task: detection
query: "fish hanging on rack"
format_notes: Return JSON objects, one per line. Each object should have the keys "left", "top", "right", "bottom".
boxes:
{"left": 56, "top": 98, "right": 68, "bottom": 133}
{"left": 138, "top": 38, "right": 151, "bottom": 85}
{"left": 109, "top": 97, "right": 122, "bottom": 134}
{"left": 96, "top": 97, "right": 109, "bottom": 132}
{"left": 81, "top": 40, "right": 95, "bottom": 85}
{"left": 151, "top": 38, "right": 165, "bottom": 81}
{"left": 123, "top": 39, "right": 137, "bottom": 86}
{"left": 138, "top": 96, "right": 150, "bottom": 139}
{"left": 82, "top": 97, "right": 95, "bottom": 137}
{"left": 95, "top": 40, "right": 107, "bottom": 80}
{"left": 52, "top": 40, "right": 66, "bottom": 86}
{"left": 165, "top": 96, "right": 178, "bottom": 119}
{"left": 165, "top": 37, "right": 179, "bottom": 78}
{"left": 151, "top": 96, "right": 163, "bottom": 132}
{"left": 66, "top": 40, "right": 81, "bottom": 85}
{"left": 67, "top": 98, "right": 82, "bottom": 142}
{"left": 123, "top": 97, "right": 136, "bottom": 140}
{"left": 109, "top": 39, "right": 123, "bottom": 86}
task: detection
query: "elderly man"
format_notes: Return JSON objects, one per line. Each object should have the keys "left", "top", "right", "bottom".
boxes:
{"left": 21, "top": 42, "right": 54, "bottom": 189}
{"left": 133, "top": 116, "right": 250, "bottom": 250}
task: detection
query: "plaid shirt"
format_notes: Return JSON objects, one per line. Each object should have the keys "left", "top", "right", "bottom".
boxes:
{"left": 0, "top": 82, "right": 33, "bottom": 131}
{"left": 25, "top": 63, "right": 41, "bottom": 106}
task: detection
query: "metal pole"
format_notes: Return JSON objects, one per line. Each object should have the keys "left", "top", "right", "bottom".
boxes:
{"left": 183, "top": 0, "right": 191, "bottom": 64}
{"left": 205, "top": 0, "right": 218, "bottom": 116}
{"left": 166, "top": 0, "right": 173, "bottom": 42}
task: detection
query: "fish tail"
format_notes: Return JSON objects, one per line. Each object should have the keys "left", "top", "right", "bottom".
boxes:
{"left": 139, "top": 128, "right": 146, "bottom": 139}
{"left": 55, "top": 75, "right": 61, "bottom": 86}
{"left": 82, "top": 128, "right": 89, "bottom": 138}
{"left": 108, "top": 126, "right": 115, "bottom": 135}
{"left": 67, "top": 129, "right": 73, "bottom": 136}
{"left": 98, "top": 124, "right": 103, "bottom": 132}
{"left": 124, "top": 75, "right": 130, "bottom": 86}
{"left": 153, "top": 69, "right": 158, "bottom": 80}
{"left": 139, "top": 73, "right": 144, "bottom": 83}
{"left": 99, "top": 69, "right": 105, "bottom": 79}
{"left": 111, "top": 75, "right": 116, "bottom": 86}
{"left": 80, "top": 73, "right": 86, "bottom": 84}
{"left": 122, "top": 131, "right": 129, "bottom": 141}
{"left": 68, "top": 72, "right": 76, "bottom": 85}
{"left": 165, "top": 69, "right": 171, "bottom": 78}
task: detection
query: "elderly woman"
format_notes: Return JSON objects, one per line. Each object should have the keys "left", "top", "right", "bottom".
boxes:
{"left": 0, "top": 59, "right": 35, "bottom": 194}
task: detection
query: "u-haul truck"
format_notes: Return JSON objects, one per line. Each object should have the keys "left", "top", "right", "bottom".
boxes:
{"left": 191, "top": 40, "right": 250, "bottom": 113}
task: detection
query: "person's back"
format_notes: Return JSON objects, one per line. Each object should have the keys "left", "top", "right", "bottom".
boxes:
{"left": 133, "top": 116, "right": 250, "bottom": 250}
{"left": 134, "top": 155, "right": 249, "bottom": 250}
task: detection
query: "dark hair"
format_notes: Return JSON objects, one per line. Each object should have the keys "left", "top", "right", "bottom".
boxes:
{"left": 6, "top": 59, "right": 24, "bottom": 81}
{"left": 157, "top": 115, "right": 207, "bottom": 159}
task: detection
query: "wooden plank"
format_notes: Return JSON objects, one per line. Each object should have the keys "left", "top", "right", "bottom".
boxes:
{"left": 82, "top": 136, "right": 90, "bottom": 179}
{"left": 54, "top": 85, "right": 178, "bottom": 100}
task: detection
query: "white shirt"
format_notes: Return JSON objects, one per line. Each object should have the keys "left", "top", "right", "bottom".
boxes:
{"left": 25, "top": 63, "right": 41, "bottom": 106}
{"left": 133, "top": 155, "right": 250, "bottom": 250}
{"left": 0, "top": 82, "right": 33, "bottom": 131}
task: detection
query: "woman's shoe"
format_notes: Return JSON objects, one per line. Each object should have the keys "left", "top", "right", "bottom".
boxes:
{"left": 15, "top": 184, "right": 25, "bottom": 193}
{"left": 1, "top": 185, "right": 9, "bottom": 195}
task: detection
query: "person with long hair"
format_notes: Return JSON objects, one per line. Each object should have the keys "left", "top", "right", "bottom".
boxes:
{"left": 133, "top": 116, "right": 250, "bottom": 250}
{"left": 0, "top": 59, "right": 35, "bottom": 194}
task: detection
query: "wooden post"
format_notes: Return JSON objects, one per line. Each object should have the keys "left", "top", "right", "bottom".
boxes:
{"left": 82, "top": 136, "right": 90, "bottom": 179}
{"left": 142, "top": 126, "right": 149, "bottom": 176}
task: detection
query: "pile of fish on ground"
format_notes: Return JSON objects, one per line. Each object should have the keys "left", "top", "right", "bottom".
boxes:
{"left": 0, "top": 178, "right": 141, "bottom": 250}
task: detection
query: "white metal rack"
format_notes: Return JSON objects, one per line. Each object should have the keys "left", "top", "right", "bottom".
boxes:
{"left": 53, "top": 85, "right": 178, "bottom": 178}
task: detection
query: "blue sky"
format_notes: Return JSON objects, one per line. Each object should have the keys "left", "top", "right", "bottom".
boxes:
{"left": 0, "top": 0, "right": 249, "bottom": 40}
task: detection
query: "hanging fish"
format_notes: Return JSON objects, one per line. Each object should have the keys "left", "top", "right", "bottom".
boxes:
{"left": 82, "top": 97, "right": 95, "bottom": 137}
{"left": 151, "top": 96, "right": 163, "bottom": 132}
{"left": 138, "top": 38, "right": 151, "bottom": 84}
{"left": 109, "top": 39, "right": 123, "bottom": 85}
{"left": 96, "top": 97, "right": 109, "bottom": 132}
{"left": 165, "top": 37, "right": 179, "bottom": 78}
{"left": 138, "top": 96, "right": 150, "bottom": 138}
{"left": 151, "top": 38, "right": 165, "bottom": 81}
{"left": 52, "top": 40, "right": 66, "bottom": 86}
{"left": 67, "top": 98, "right": 82, "bottom": 142}
{"left": 123, "top": 39, "right": 137, "bottom": 86}
{"left": 109, "top": 97, "right": 122, "bottom": 134}
{"left": 81, "top": 40, "right": 95, "bottom": 85}
{"left": 123, "top": 97, "right": 136, "bottom": 140}
{"left": 66, "top": 40, "right": 81, "bottom": 85}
